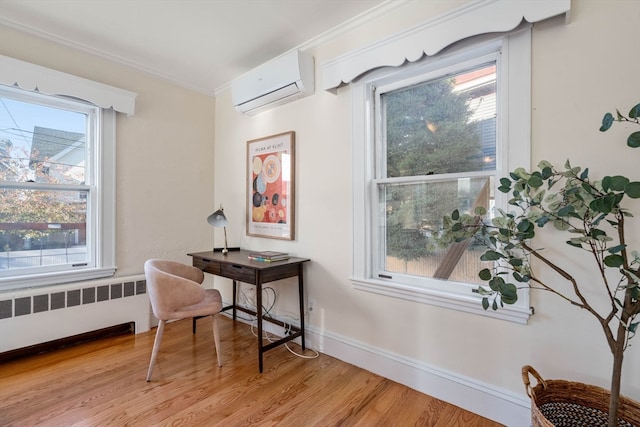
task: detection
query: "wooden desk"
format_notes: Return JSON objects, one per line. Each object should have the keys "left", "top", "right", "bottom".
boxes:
{"left": 188, "top": 250, "right": 310, "bottom": 372}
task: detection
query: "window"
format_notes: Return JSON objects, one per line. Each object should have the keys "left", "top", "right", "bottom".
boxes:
{"left": 0, "top": 55, "right": 135, "bottom": 289}
{"left": 0, "top": 85, "right": 117, "bottom": 289}
{"left": 352, "top": 32, "right": 532, "bottom": 323}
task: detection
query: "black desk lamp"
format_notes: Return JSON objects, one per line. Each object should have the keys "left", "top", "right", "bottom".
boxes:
{"left": 207, "top": 204, "right": 228, "bottom": 255}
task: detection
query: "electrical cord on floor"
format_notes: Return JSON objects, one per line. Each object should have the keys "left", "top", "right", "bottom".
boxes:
{"left": 242, "top": 286, "right": 319, "bottom": 360}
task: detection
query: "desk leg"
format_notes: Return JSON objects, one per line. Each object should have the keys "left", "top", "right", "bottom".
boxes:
{"left": 298, "top": 267, "right": 306, "bottom": 351}
{"left": 232, "top": 280, "right": 237, "bottom": 320}
{"left": 256, "top": 281, "right": 264, "bottom": 373}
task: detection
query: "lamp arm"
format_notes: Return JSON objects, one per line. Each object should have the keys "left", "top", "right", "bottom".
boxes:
{"left": 222, "top": 226, "right": 229, "bottom": 255}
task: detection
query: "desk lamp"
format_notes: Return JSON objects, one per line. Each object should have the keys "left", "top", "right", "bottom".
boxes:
{"left": 207, "top": 204, "right": 229, "bottom": 255}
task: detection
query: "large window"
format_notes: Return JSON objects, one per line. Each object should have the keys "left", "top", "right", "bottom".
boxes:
{"left": 375, "top": 61, "right": 497, "bottom": 287}
{"left": 0, "top": 55, "right": 136, "bottom": 290}
{"left": 0, "top": 86, "right": 116, "bottom": 289}
{"left": 351, "top": 33, "right": 532, "bottom": 323}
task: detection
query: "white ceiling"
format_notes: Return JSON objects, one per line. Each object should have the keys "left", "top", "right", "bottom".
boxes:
{"left": 0, "top": 0, "right": 396, "bottom": 95}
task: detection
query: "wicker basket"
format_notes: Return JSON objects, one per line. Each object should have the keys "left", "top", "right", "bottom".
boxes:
{"left": 522, "top": 365, "right": 640, "bottom": 427}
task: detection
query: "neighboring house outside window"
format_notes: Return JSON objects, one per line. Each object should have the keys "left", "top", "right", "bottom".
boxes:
{"left": 0, "top": 55, "right": 136, "bottom": 290}
{"left": 351, "top": 32, "right": 532, "bottom": 323}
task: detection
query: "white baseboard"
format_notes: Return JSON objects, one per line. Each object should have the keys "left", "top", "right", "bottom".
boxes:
{"left": 219, "top": 302, "right": 531, "bottom": 426}
{"left": 305, "top": 325, "right": 531, "bottom": 426}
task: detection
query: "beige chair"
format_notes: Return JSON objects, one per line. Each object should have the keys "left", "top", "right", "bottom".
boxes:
{"left": 144, "top": 259, "right": 223, "bottom": 381}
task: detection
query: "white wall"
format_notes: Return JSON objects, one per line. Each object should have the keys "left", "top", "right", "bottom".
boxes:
{"left": 213, "top": 0, "right": 640, "bottom": 422}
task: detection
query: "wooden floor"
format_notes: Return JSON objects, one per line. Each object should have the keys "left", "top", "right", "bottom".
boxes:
{"left": 0, "top": 316, "right": 502, "bottom": 426}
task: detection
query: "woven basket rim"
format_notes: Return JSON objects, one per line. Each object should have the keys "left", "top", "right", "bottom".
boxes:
{"left": 523, "top": 365, "right": 640, "bottom": 426}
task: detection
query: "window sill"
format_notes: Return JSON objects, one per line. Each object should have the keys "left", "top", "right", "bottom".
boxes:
{"left": 0, "top": 267, "right": 117, "bottom": 292}
{"left": 350, "top": 276, "right": 531, "bottom": 324}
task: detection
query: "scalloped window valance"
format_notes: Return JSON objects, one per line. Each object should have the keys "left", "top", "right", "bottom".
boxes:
{"left": 0, "top": 55, "right": 137, "bottom": 116}
{"left": 321, "top": 0, "right": 570, "bottom": 90}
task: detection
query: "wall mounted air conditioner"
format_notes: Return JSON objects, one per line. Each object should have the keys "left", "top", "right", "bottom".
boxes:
{"left": 231, "top": 50, "right": 314, "bottom": 115}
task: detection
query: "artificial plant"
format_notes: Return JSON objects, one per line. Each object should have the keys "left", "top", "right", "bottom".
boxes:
{"left": 435, "top": 103, "right": 640, "bottom": 427}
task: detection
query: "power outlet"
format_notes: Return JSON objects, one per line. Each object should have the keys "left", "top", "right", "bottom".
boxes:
{"left": 308, "top": 299, "right": 315, "bottom": 312}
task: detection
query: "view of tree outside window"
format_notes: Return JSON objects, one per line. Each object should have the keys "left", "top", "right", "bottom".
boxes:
{"left": 377, "top": 63, "right": 497, "bottom": 285}
{"left": 0, "top": 92, "right": 90, "bottom": 271}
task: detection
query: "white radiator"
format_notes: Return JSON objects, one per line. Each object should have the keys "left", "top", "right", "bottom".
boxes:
{"left": 0, "top": 274, "right": 150, "bottom": 353}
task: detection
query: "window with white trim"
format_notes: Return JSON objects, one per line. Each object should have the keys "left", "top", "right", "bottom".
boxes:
{"left": 351, "top": 31, "right": 532, "bottom": 323}
{"left": 0, "top": 55, "right": 135, "bottom": 290}
{"left": 0, "top": 86, "right": 115, "bottom": 289}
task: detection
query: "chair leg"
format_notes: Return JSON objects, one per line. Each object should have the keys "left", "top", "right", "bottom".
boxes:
{"left": 211, "top": 314, "right": 222, "bottom": 367}
{"left": 146, "top": 320, "right": 166, "bottom": 381}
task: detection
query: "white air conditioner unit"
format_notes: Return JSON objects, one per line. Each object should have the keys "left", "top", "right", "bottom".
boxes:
{"left": 231, "top": 50, "right": 314, "bottom": 115}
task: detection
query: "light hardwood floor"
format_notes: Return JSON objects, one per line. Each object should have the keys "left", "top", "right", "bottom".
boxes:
{"left": 0, "top": 316, "right": 503, "bottom": 426}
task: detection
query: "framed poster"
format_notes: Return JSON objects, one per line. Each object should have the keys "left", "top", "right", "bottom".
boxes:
{"left": 246, "top": 131, "right": 295, "bottom": 240}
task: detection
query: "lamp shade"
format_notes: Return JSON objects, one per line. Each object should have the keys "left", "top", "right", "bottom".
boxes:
{"left": 207, "top": 207, "right": 228, "bottom": 227}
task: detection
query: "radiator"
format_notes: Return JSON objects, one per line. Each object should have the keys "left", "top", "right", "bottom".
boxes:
{"left": 0, "top": 274, "right": 151, "bottom": 353}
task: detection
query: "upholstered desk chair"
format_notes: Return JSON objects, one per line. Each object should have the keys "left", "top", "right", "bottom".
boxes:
{"left": 144, "top": 259, "right": 223, "bottom": 381}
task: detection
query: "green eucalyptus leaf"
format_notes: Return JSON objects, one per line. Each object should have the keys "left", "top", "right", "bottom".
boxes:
{"left": 482, "top": 297, "right": 490, "bottom": 310}
{"left": 492, "top": 299, "right": 498, "bottom": 310}
{"left": 489, "top": 276, "right": 505, "bottom": 291}
{"left": 475, "top": 206, "right": 487, "bottom": 216}
{"left": 557, "top": 205, "right": 575, "bottom": 217}
{"left": 541, "top": 166, "right": 553, "bottom": 180}
{"left": 517, "top": 220, "right": 533, "bottom": 233}
{"left": 628, "top": 131, "right": 640, "bottom": 148}
{"left": 600, "top": 112, "right": 614, "bottom": 132}
{"left": 536, "top": 215, "right": 550, "bottom": 228}
{"left": 477, "top": 286, "right": 491, "bottom": 295}
{"left": 528, "top": 175, "right": 544, "bottom": 188}
{"left": 479, "top": 268, "right": 492, "bottom": 281}
{"left": 629, "top": 103, "right": 640, "bottom": 119}
{"left": 625, "top": 182, "right": 640, "bottom": 198}
{"left": 538, "top": 160, "right": 553, "bottom": 169}
{"left": 508, "top": 258, "right": 523, "bottom": 267}
{"left": 590, "top": 197, "right": 612, "bottom": 214}
{"left": 579, "top": 168, "right": 589, "bottom": 180}
{"left": 451, "top": 209, "right": 460, "bottom": 220}
{"left": 513, "top": 272, "right": 529, "bottom": 282}
{"left": 481, "top": 251, "right": 504, "bottom": 261}
{"left": 607, "top": 175, "right": 629, "bottom": 192}
{"left": 499, "top": 283, "right": 518, "bottom": 304}
{"left": 566, "top": 240, "right": 582, "bottom": 248}
{"left": 608, "top": 244, "right": 626, "bottom": 254}
{"left": 581, "top": 182, "right": 595, "bottom": 195}
{"left": 604, "top": 254, "right": 624, "bottom": 268}
{"left": 629, "top": 322, "right": 638, "bottom": 334}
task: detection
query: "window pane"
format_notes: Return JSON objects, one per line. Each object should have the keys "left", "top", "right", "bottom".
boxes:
{"left": 0, "top": 97, "right": 87, "bottom": 184}
{"left": 382, "top": 63, "right": 496, "bottom": 178}
{"left": 0, "top": 188, "right": 87, "bottom": 270}
{"left": 380, "top": 176, "right": 494, "bottom": 284}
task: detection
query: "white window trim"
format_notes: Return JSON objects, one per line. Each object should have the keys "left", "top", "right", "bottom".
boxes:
{"left": 0, "top": 57, "right": 136, "bottom": 290}
{"left": 351, "top": 29, "right": 532, "bottom": 324}
{"left": 0, "top": 55, "right": 136, "bottom": 115}
{"left": 321, "top": 0, "right": 570, "bottom": 90}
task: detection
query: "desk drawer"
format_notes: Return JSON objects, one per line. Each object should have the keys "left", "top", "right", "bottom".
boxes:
{"left": 221, "top": 263, "right": 256, "bottom": 283}
{"left": 193, "top": 258, "right": 221, "bottom": 275}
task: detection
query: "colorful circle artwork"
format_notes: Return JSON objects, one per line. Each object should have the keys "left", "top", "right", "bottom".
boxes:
{"left": 251, "top": 152, "right": 288, "bottom": 224}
